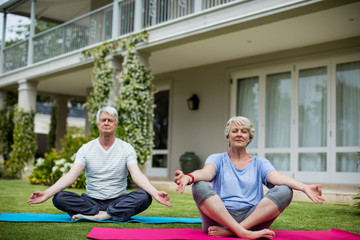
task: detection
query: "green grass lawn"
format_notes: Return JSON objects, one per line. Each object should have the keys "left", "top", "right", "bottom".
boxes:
{"left": 0, "top": 180, "right": 359, "bottom": 240}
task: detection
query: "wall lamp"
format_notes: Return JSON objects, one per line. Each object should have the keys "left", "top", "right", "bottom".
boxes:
{"left": 187, "top": 94, "right": 200, "bottom": 110}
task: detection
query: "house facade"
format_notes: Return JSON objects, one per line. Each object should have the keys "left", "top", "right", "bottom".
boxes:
{"left": 0, "top": 0, "right": 359, "bottom": 184}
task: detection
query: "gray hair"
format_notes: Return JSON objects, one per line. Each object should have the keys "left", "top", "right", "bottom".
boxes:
{"left": 96, "top": 106, "right": 118, "bottom": 124}
{"left": 224, "top": 116, "right": 255, "bottom": 140}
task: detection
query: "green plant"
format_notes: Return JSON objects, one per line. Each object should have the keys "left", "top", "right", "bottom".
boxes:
{"left": 116, "top": 33, "right": 154, "bottom": 166}
{"left": 0, "top": 108, "right": 8, "bottom": 160}
{"left": 354, "top": 188, "right": 360, "bottom": 211}
{"left": 82, "top": 31, "right": 154, "bottom": 166}
{"left": 3, "top": 107, "right": 36, "bottom": 179}
{"left": 82, "top": 40, "right": 120, "bottom": 137}
{"left": 47, "top": 104, "right": 57, "bottom": 152}
{"left": 354, "top": 152, "right": 360, "bottom": 210}
{"left": 29, "top": 129, "right": 91, "bottom": 188}
{"left": 0, "top": 105, "right": 16, "bottom": 164}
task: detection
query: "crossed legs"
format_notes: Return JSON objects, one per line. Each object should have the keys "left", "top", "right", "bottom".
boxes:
{"left": 52, "top": 189, "right": 152, "bottom": 222}
{"left": 192, "top": 181, "right": 293, "bottom": 239}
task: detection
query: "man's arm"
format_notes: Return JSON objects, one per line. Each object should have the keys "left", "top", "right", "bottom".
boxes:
{"left": 267, "top": 170, "right": 325, "bottom": 204}
{"left": 27, "top": 163, "right": 85, "bottom": 204}
{"left": 128, "top": 164, "right": 172, "bottom": 207}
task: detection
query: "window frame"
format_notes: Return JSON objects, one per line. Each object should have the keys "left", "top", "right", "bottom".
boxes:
{"left": 230, "top": 54, "right": 360, "bottom": 184}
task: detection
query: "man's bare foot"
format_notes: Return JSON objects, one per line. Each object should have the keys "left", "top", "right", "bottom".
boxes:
{"left": 208, "top": 225, "right": 275, "bottom": 239}
{"left": 71, "top": 211, "right": 111, "bottom": 221}
{"left": 208, "top": 226, "right": 234, "bottom": 237}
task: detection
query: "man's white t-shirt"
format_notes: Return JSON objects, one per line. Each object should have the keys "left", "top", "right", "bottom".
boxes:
{"left": 74, "top": 138, "right": 138, "bottom": 200}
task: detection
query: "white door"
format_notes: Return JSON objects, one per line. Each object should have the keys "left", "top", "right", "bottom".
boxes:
{"left": 146, "top": 85, "right": 170, "bottom": 178}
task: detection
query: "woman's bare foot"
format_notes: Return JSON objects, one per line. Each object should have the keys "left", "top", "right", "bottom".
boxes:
{"left": 71, "top": 211, "right": 111, "bottom": 221}
{"left": 208, "top": 225, "right": 275, "bottom": 239}
{"left": 208, "top": 226, "right": 234, "bottom": 237}
{"left": 245, "top": 229, "right": 275, "bottom": 239}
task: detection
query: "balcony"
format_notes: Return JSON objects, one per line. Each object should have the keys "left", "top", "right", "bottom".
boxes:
{"left": 1, "top": 0, "right": 237, "bottom": 74}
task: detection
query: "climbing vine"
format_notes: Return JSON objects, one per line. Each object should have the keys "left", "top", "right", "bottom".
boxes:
{"left": 4, "top": 106, "right": 37, "bottom": 178}
{"left": 82, "top": 31, "right": 154, "bottom": 166}
{"left": 82, "top": 40, "right": 120, "bottom": 137}
{"left": 116, "top": 33, "right": 154, "bottom": 165}
{"left": 47, "top": 104, "right": 57, "bottom": 152}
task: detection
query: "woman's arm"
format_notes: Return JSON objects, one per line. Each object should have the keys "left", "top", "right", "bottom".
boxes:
{"left": 267, "top": 171, "right": 325, "bottom": 204}
{"left": 174, "top": 163, "right": 216, "bottom": 193}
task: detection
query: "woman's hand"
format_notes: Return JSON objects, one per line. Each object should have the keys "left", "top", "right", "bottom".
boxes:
{"left": 173, "top": 170, "right": 184, "bottom": 185}
{"left": 174, "top": 170, "right": 191, "bottom": 194}
{"left": 303, "top": 184, "right": 325, "bottom": 204}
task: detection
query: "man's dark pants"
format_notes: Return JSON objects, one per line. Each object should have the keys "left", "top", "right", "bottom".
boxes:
{"left": 52, "top": 189, "right": 152, "bottom": 222}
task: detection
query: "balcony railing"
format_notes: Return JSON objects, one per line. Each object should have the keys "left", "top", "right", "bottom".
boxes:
{"left": 33, "top": 5, "right": 113, "bottom": 63}
{"left": 1, "top": 0, "right": 236, "bottom": 74}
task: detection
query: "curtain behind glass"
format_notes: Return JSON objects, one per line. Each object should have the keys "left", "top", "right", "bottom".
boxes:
{"left": 336, "top": 61, "right": 360, "bottom": 147}
{"left": 265, "top": 72, "right": 291, "bottom": 148}
{"left": 298, "top": 67, "right": 327, "bottom": 147}
{"left": 237, "top": 77, "right": 259, "bottom": 148}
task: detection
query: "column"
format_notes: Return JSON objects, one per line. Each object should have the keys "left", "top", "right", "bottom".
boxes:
{"left": 85, "top": 87, "right": 92, "bottom": 136}
{"left": 54, "top": 95, "right": 68, "bottom": 149}
{"left": 27, "top": 0, "right": 36, "bottom": 65}
{"left": 194, "top": 1, "right": 203, "bottom": 13}
{"left": 18, "top": 79, "right": 37, "bottom": 111}
{"left": 0, "top": 90, "right": 6, "bottom": 109}
{"left": 112, "top": 0, "right": 120, "bottom": 39}
{"left": 134, "top": 0, "right": 142, "bottom": 32}
{"left": 137, "top": 51, "right": 150, "bottom": 68}
{"left": 0, "top": 10, "right": 7, "bottom": 74}
{"left": 106, "top": 55, "right": 123, "bottom": 106}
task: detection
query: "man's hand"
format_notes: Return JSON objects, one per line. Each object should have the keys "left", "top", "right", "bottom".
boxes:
{"left": 153, "top": 191, "right": 172, "bottom": 207}
{"left": 27, "top": 191, "right": 51, "bottom": 205}
{"left": 303, "top": 184, "right": 325, "bottom": 204}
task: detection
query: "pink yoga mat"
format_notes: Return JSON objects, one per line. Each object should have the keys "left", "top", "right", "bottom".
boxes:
{"left": 87, "top": 227, "right": 360, "bottom": 240}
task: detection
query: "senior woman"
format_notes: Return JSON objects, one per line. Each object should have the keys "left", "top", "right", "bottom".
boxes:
{"left": 174, "top": 116, "right": 324, "bottom": 239}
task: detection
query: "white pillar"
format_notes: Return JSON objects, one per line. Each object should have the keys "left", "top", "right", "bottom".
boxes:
{"left": 134, "top": 0, "right": 142, "bottom": 32}
{"left": 85, "top": 87, "right": 92, "bottom": 136}
{"left": 0, "top": 90, "right": 6, "bottom": 109}
{"left": 27, "top": 0, "right": 36, "bottom": 65}
{"left": 112, "top": 0, "right": 120, "bottom": 39}
{"left": 0, "top": 10, "right": 7, "bottom": 74}
{"left": 55, "top": 95, "right": 68, "bottom": 149}
{"left": 137, "top": 51, "right": 150, "bottom": 68}
{"left": 107, "top": 55, "right": 123, "bottom": 106}
{"left": 194, "top": 0, "right": 203, "bottom": 13}
{"left": 18, "top": 79, "right": 37, "bottom": 111}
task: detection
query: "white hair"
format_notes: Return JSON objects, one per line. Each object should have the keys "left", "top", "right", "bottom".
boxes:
{"left": 224, "top": 116, "right": 255, "bottom": 140}
{"left": 96, "top": 106, "right": 118, "bottom": 124}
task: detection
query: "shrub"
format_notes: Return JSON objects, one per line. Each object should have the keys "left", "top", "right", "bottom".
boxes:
{"left": 354, "top": 188, "right": 360, "bottom": 211}
{"left": 4, "top": 107, "right": 36, "bottom": 179}
{"left": 29, "top": 130, "right": 91, "bottom": 188}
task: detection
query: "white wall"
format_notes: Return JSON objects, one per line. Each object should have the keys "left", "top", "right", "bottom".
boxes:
{"left": 154, "top": 37, "right": 360, "bottom": 183}
{"left": 155, "top": 64, "right": 232, "bottom": 176}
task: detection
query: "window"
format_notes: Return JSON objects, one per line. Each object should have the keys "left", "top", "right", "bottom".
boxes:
{"left": 265, "top": 72, "right": 291, "bottom": 148}
{"left": 336, "top": 61, "right": 360, "bottom": 147}
{"left": 335, "top": 61, "right": 360, "bottom": 172}
{"left": 236, "top": 77, "right": 259, "bottom": 149}
{"left": 298, "top": 67, "right": 327, "bottom": 172}
{"left": 231, "top": 58, "right": 360, "bottom": 183}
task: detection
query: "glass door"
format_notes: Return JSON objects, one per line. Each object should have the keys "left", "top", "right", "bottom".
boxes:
{"left": 146, "top": 86, "right": 170, "bottom": 178}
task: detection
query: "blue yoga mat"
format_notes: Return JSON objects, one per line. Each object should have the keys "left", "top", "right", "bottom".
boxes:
{"left": 0, "top": 213, "right": 202, "bottom": 224}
